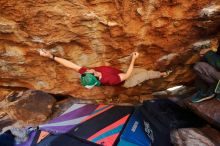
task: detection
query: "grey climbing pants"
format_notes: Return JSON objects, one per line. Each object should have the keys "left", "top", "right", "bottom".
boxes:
{"left": 193, "top": 62, "right": 220, "bottom": 84}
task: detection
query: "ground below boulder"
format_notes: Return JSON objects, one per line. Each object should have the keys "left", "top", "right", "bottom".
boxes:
{"left": 171, "top": 126, "right": 220, "bottom": 146}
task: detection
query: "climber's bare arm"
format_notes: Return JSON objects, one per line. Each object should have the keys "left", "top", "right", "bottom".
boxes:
{"left": 39, "top": 49, "right": 81, "bottom": 72}
{"left": 119, "top": 52, "right": 139, "bottom": 82}
{"left": 53, "top": 57, "right": 81, "bottom": 72}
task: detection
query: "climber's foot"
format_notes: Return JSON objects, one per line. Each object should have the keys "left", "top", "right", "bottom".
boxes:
{"left": 161, "top": 70, "right": 172, "bottom": 78}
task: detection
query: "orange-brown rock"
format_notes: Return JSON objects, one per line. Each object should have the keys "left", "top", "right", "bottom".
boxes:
{"left": 0, "top": 88, "right": 13, "bottom": 101}
{"left": 0, "top": 0, "right": 220, "bottom": 99}
{"left": 4, "top": 90, "right": 56, "bottom": 124}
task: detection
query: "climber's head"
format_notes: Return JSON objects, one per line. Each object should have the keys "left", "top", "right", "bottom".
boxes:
{"left": 80, "top": 73, "right": 101, "bottom": 89}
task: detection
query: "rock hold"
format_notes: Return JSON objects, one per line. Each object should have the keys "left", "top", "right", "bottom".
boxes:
{"left": 200, "top": 5, "right": 220, "bottom": 17}
{"left": 0, "top": 17, "right": 16, "bottom": 33}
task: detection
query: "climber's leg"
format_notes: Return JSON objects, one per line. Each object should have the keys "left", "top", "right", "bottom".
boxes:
{"left": 193, "top": 62, "right": 220, "bottom": 84}
{"left": 123, "top": 69, "right": 163, "bottom": 88}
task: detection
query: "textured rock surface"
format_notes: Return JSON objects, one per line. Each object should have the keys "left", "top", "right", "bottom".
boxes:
{"left": 0, "top": 0, "right": 220, "bottom": 99}
{"left": 0, "top": 115, "right": 15, "bottom": 131}
{"left": 0, "top": 88, "right": 13, "bottom": 101}
{"left": 183, "top": 97, "right": 220, "bottom": 129}
{"left": 171, "top": 127, "right": 220, "bottom": 146}
{"left": 3, "top": 90, "right": 56, "bottom": 124}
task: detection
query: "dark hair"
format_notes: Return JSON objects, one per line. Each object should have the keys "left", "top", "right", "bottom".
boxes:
{"left": 81, "top": 73, "right": 86, "bottom": 77}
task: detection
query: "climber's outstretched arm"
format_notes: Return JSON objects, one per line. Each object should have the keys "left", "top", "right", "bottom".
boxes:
{"left": 119, "top": 52, "right": 139, "bottom": 82}
{"left": 39, "top": 49, "right": 81, "bottom": 72}
{"left": 53, "top": 57, "right": 81, "bottom": 72}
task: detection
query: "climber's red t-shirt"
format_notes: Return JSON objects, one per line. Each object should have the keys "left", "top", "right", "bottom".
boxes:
{"left": 78, "top": 66, "right": 123, "bottom": 86}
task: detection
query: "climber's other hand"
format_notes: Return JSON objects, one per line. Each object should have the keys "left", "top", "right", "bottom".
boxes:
{"left": 39, "top": 49, "right": 53, "bottom": 59}
{"left": 132, "top": 52, "right": 139, "bottom": 60}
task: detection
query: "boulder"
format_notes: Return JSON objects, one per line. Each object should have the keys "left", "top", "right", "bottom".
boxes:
{"left": 171, "top": 127, "right": 220, "bottom": 146}
{"left": 0, "top": 0, "right": 219, "bottom": 99}
{"left": 183, "top": 97, "right": 220, "bottom": 129}
{"left": 5, "top": 90, "right": 56, "bottom": 124}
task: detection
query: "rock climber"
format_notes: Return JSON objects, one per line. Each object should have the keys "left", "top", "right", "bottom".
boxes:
{"left": 192, "top": 43, "right": 220, "bottom": 103}
{"left": 39, "top": 49, "right": 170, "bottom": 89}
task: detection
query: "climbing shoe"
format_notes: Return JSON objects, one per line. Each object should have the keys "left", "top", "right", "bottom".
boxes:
{"left": 162, "top": 70, "right": 173, "bottom": 78}
{"left": 191, "top": 89, "right": 215, "bottom": 103}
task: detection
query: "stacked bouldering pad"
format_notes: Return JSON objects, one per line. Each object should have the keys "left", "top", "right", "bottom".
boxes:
{"left": 141, "top": 99, "right": 204, "bottom": 146}
{"left": 31, "top": 104, "right": 133, "bottom": 146}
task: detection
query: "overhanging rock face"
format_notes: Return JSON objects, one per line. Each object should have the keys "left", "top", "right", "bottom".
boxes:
{"left": 0, "top": 0, "right": 220, "bottom": 99}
